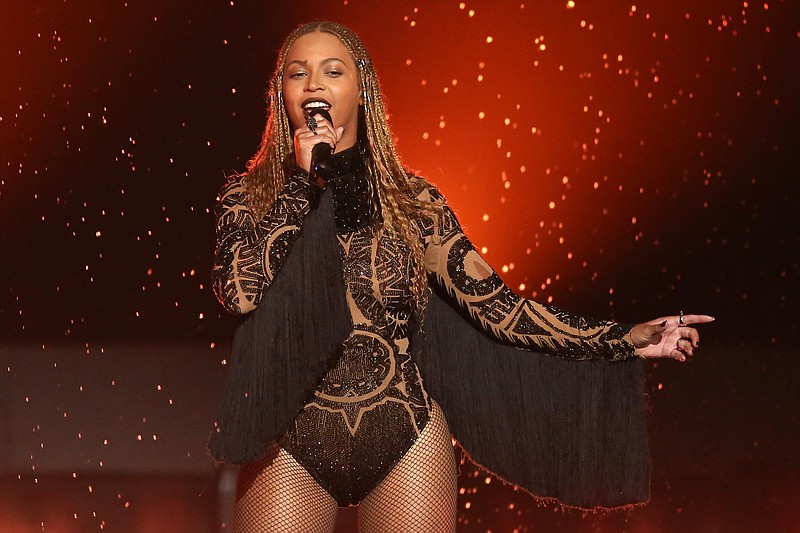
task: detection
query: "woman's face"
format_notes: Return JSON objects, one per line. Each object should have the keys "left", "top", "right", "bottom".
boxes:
{"left": 282, "top": 31, "right": 361, "bottom": 152}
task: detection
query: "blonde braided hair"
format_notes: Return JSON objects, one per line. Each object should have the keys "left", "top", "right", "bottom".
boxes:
{"left": 241, "top": 21, "right": 440, "bottom": 311}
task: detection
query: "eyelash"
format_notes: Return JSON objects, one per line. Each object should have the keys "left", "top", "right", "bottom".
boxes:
{"left": 289, "top": 70, "right": 342, "bottom": 79}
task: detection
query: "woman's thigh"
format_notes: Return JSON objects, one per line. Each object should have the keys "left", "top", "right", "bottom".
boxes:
{"left": 233, "top": 443, "right": 338, "bottom": 533}
{"left": 358, "top": 401, "right": 458, "bottom": 533}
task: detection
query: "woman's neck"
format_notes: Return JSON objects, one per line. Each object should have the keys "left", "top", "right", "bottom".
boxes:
{"left": 333, "top": 139, "right": 356, "bottom": 154}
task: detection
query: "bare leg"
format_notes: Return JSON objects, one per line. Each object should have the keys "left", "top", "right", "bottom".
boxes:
{"left": 358, "top": 402, "right": 458, "bottom": 533}
{"left": 233, "top": 443, "right": 338, "bottom": 533}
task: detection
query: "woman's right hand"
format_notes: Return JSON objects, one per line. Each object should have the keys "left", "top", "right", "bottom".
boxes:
{"left": 293, "top": 115, "right": 344, "bottom": 172}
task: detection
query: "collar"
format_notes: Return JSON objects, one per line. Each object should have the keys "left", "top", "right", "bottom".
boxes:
{"left": 332, "top": 144, "right": 362, "bottom": 177}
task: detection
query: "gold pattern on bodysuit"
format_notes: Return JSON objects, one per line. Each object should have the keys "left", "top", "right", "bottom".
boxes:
{"left": 213, "top": 175, "right": 319, "bottom": 315}
{"left": 213, "top": 167, "right": 637, "bottom": 506}
{"left": 300, "top": 222, "right": 426, "bottom": 438}
{"left": 278, "top": 164, "right": 431, "bottom": 505}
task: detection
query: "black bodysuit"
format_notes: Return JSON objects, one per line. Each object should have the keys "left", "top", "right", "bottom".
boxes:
{"left": 212, "top": 146, "right": 637, "bottom": 506}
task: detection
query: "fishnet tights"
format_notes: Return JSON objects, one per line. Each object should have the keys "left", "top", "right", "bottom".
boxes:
{"left": 233, "top": 443, "right": 338, "bottom": 533}
{"left": 232, "top": 401, "right": 457, "bottom": 532}
{"left": 359, "top": 401, "right": 458, "bottom": 532}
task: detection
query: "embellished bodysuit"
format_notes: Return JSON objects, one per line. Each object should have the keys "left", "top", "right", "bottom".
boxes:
{"left": 212, "top": 146, "right": 638, "bottom": 506}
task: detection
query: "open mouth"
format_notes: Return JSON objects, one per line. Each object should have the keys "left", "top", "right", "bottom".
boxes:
{"left": 302, "top": 99, "right": 331, "bottom": 115}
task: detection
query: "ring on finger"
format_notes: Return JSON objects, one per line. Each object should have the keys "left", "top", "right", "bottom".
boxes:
{"left": 679, "top": 310, "right": 684, "bottom": 326}
{"left": 306, "top": 114, "right": 318, "bottom": 134}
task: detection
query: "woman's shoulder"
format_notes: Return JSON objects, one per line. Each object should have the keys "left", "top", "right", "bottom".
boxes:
{"left": 405, "top": 173, "right": 447, "bottom": 205}
{"left": 214, "top": 173, "right": 251, "bottom": 219}
{"left": 217, "top": 172, "right": 248, "bottom": 201}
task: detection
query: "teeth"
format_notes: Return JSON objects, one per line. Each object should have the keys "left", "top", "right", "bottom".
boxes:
{"left": 303, "top": 101, "right": 330, "bottom": 109}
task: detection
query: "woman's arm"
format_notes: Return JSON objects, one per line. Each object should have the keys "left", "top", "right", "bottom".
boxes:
{"left": 417, "top": 183, "right": 636, "bottom": 361}
{"left": 212, "top": 172, "right": 320, "bottom": 315}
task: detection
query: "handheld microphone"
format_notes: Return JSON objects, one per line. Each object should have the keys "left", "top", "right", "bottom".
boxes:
{"left": 308, "top": 109, "right": 337, "bottom": 183}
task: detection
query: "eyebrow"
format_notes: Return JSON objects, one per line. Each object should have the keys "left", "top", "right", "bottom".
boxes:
{"left": 285, "top": 57, "right": 347, "bottom": 68}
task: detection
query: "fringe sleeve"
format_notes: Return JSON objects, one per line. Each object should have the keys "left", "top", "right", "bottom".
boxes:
{"left": 212, "top": 173, "right": 321, "bottom": 315}
{"left": 413, "top": 181, "right": 650, "bottom": 509}
{"left": 419, "top": 183, "right": 637, "bottom": 361}
{"left": 209, "top": 188, "right": 352, "bottom": 464}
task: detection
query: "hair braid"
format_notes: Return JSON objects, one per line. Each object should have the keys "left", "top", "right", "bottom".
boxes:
{"left": 238, "top": 21, "right": 441, "bottom": 311}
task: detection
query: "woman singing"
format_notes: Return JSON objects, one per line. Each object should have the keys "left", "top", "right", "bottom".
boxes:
{"left": 210, "top": 21, "right": 713, "bottom": 533}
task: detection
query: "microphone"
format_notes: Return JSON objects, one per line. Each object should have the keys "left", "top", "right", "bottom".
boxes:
{"left": 308, "top": 109, "right": 337, "bottom": 183}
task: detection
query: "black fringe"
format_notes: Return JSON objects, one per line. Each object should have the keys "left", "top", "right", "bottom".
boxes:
{"left": 417, "top": 287, "right": 650, "bottom": 509}
{"left": 208, "top": 188, "right": 351, "bottom": 464}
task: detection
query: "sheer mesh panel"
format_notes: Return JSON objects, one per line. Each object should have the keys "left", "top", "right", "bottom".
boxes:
{"left": 359, "top": 401, "right": 458, "bottom": 532}
{"left": 233, "top": 443, "right": 338, "bottom": 533}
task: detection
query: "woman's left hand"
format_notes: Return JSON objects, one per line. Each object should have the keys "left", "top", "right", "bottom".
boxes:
{"left": 630, "top": 314, "right": 715, "bottom": 361}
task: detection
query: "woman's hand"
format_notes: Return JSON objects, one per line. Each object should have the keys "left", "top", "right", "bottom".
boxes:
{"left": 293, "top": 115, "right": 344, "bottom": 172}
{"left": 630, "top": 314, "right": 715, "bottom": 361}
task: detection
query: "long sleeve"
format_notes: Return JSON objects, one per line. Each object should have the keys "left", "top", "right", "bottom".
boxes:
{"left": 212, "top": 173, "right": 320, "bottom": 315}
{"left": 415, "top": 183, "right": 636, "bottom": 361}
